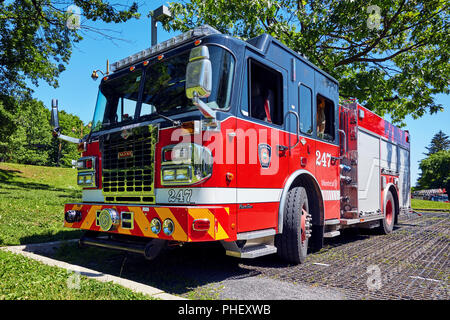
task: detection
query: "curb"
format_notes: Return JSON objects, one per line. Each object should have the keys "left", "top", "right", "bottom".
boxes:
{"left": 412, "top": 208, "right": 450, "bottom": 213}
{"left": 1, "top": 240, "right": 186, "bottom": 301}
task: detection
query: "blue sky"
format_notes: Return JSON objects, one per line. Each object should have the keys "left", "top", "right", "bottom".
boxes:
{"left": 30, "top": 1, "right": 449, "bottom": 187}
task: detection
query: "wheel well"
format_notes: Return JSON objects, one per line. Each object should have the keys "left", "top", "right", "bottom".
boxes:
{"left": 288, "top": 173, "right": 324, "bottom": 226}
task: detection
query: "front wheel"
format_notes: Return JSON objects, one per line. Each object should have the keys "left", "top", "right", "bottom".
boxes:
{"left": 275, "top": 186, "right": 312, "bottom": 264}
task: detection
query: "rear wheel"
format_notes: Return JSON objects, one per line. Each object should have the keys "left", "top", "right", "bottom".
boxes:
{"left": 379, "top": 191, "right": 396, "bottom": 234}
{"left": 275, "top": 186, "right": 311, "bottom": 264}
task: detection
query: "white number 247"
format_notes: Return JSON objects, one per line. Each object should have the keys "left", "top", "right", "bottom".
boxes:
{"left": 316, "top": 150, "right": 331, "bottom": 168}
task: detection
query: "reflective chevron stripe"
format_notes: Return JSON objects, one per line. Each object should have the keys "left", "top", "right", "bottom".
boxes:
{"left": 64, "top": 203, "right": 233, "bottom": 242}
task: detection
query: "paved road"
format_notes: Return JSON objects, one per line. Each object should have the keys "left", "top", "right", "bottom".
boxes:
{"left": 14, "top": 211, "right": 450, "bottom": 300}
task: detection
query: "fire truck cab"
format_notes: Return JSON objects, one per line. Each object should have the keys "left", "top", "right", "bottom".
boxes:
{"left": 53, "top": 25, "right": 411, "bottom": 264}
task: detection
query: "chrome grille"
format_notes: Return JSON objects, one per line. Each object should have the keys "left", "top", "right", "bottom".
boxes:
{"left": 101, "top": 125, "right": 158, "bottom": 203}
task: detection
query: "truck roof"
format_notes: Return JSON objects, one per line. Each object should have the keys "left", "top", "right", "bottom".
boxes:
{"left": 244, "top": 33, "right": 339, "bottom": 85}
{"left": 110, "top": 25, "right": 339, "bottom": 88}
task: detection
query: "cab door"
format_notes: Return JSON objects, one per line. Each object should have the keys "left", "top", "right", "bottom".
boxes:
{"left": 313, "top": 74, "right": 341, "bottom": 220}
{"left": 235, "top": 52, "right": 289, "bottom": 233}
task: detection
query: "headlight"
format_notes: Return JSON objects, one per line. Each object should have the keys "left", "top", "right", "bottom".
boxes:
{"left": 163, "top": 219, "right": 175, "bottom": 236}
{"left": 175, "top": 167, "right": 190, "bottom": 180}
{"left": 77, "top": 156, "right": 97, "bottom": 188}
{"left": 162, "top": 169, "right": 175, "bottom": 181}
{"left": 160, "top": 143, "right": 212, "bottom": 186}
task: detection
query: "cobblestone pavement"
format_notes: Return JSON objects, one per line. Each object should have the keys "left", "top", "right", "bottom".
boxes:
{"left": 19, "top": 211, "right": 449, "bottom": 300}
{"left": 242, "top": 211, "right": 449, "bottom": 300}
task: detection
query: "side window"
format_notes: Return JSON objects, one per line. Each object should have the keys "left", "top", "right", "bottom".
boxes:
{"left": 299, "top": 85, "right": 313, "bottom": 134}
{"left": 140, "top": 102, "right": 156, "bottom": 117}
{"left": 248, "top": 60, "right": 283, "bottom": 125}
{"left": 316, "top": 94, "right": 335, "bottom": 141}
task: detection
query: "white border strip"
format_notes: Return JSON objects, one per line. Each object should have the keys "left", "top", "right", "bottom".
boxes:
{"left": 83, "top": 187, "right": 284, "bottom": 205}
{"left": 156, "top": 187, "right": 283, "bottom": 204}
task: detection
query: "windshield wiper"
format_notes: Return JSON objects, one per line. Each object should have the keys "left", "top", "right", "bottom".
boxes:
{"left": 151, "top": 112, "right": 181, "bottom": 127}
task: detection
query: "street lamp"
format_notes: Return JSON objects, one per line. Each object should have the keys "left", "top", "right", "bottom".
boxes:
{"left": 151, "top": 5, "right": 171, "bottom": 46}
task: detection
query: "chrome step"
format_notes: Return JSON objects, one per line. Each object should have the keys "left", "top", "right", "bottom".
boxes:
{"left": 324, "top": 219, "right": 340, "bottom": 225}
{"left": 323, "top": 231, "right": 341, "bottom": 238}
{"left": 236, "top": 228, "right": 276, "bottom": 240}
{"left": 225, "top": 244, "right": 277, "bottom": 259}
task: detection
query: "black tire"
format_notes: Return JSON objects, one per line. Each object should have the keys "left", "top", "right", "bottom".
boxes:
{"left": 310, "top": 224, "right": 324, "bottom": 252}
{"left": 378, "top": 191, "right": 396, "bottom": 234}
{"left": 275, "top": 186, "right": 311, "bottom": 264}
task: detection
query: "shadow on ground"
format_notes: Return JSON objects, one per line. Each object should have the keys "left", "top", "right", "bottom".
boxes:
{"left": 16, "top": 230, "right": 364, "bottom": 298}
{"left": 14, "top": 212, "right": 449, "bottom": 300}
{"left": 19, "top": 230, "right": 83, "bottom": 246}
{"left": 0, "top": 168, "right": 77, "bottom": 194}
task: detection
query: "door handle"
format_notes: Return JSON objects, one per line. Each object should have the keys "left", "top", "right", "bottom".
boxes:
{"left": 284, "top": 110, "right": 300, "bottom": 152}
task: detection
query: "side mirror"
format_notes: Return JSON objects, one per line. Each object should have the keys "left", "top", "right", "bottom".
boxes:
{"left": 49, "top": 98, "right": 82, "bottom": 144}
{"left": 186, "top": 46, "right": 216, "bottom": 118}
{"left": 186, "top": 46, "right": 212, "bottom": 98}
{"left": 51, "top": 99, "right": 60, "bottom": 130}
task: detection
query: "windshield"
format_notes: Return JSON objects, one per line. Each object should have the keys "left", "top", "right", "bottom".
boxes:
{"left": 91, "top": 45, "right": 235, "bottom": 132}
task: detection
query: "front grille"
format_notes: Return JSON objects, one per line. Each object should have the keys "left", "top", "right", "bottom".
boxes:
{"left": 101, "top": 125, "right": 158, "bottom": 203}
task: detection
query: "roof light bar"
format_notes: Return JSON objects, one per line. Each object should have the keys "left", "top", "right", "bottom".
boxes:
{"left": 110, "top": 25, "right": 221, "bottom": 73}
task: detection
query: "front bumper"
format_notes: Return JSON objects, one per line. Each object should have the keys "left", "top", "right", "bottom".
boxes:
{"left": 64, "top": 203, "right": 235, "bottom": 242}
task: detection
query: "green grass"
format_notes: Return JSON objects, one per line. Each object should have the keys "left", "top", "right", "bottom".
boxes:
{"left": 0, "top": 162, "right": 82, "bottom": 246}
{"left": 0, "top": 162, "right": 158, "bottom": 300}
{"left": 411, "top": 198, "right": 450, "bottom": 210}
{"left": 0, "top": 250, "right": 152, "bottom": 300}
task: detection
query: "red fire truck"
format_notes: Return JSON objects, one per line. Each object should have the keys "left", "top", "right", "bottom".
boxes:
{"left": 51, "top": 25, "right": 411, "bottom": 264}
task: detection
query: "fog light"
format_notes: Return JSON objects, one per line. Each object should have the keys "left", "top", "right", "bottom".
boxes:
{"left": 163, "top": 219, "right": 174, "bottom": 236}
{"left": 65, "top": 210, "right": 82, "bottom": 223}
{"left": 150, "top": 218, "right": 161, "bottom": 234}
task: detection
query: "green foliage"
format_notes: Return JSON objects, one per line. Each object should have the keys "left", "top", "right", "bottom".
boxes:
{"left": 417, "top": 150, "right": 450, "bottom": 196}
{"left": 162, "top": 0, "right": 449, "bottom": 125}
{"left": 425, "top": 130, "right": 450, "bottom": 156}
{"left": 0, "top": 1, "right": 140, "bottom": 166}
{"left": 0, "top": 96, "right": 86, "bottom": 167}
{"left": 0, "top": 0, "right": 139, "bottom": 98}
{"left": 0, "top": 98, "right": 52, "bottom": 165}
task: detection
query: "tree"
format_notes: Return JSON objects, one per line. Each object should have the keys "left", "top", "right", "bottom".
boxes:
{"left": 425, "top": 130, "right": 450, "bottom": 156}
{"left": 0, "top": 97, "right": 85, "bottom": 167}
{"left": 417, "top": 150, "right": 450, "bottom": 197}
{"left": 0, "top": 0, "right": 139, "bottom": 98}
{"left": 0, "top": 1, "right": 139, "bottom": 165}
{"left": 161, "top": 0, "right": 450, "bottom": 125}
{"left": 1, "top": 99, "right": 53, "bottom": 165}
